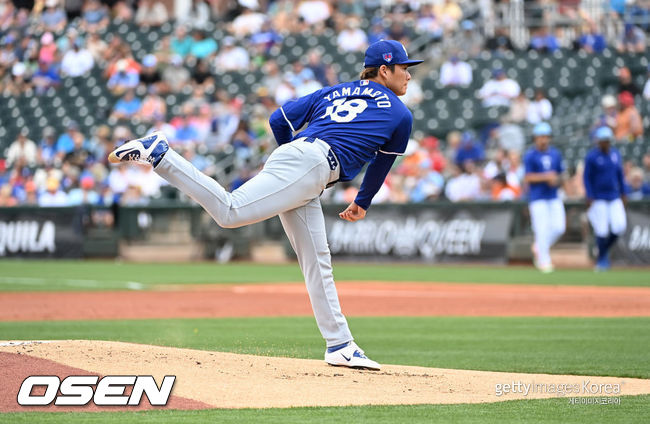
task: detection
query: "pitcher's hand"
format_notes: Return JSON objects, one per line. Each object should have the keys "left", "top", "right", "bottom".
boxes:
{"left": 339, "top": 202, "right": 366, "bottom": 222}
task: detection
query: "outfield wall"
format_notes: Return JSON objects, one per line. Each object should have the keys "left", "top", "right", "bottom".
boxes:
{"left": 1, "top": 201, "right": 649, "bottom": 265}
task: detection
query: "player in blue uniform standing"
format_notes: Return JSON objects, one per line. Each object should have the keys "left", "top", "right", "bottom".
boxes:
{"left": 583, "top": 126, "right": 627, "bottom": 271}
{"left": 523, "top": 122, "right": 566, "bottom": 273}
{"left": 108, "top": 40, "right": 422, "bottom": 370}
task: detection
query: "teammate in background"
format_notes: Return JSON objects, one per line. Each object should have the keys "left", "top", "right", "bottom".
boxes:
{"left": 523, "top": 122, "right": 566, "bottom": 273}
{"left": 108, "top": 40, "right": 423, "bottom": 370}
{"left": 583, "top": 126, "right": 627, "bottom": 271}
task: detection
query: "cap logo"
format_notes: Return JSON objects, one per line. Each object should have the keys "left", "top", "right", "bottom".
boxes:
{"left": 383, "top": 53, "right": 392, "bottom": 62}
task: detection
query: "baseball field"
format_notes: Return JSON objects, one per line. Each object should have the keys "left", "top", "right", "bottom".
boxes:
{"left": 1, "top": 260, "right": 649, "bottom": 423}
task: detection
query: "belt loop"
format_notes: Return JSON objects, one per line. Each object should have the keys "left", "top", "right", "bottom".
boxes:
{"left": 300, "top": 137, "right": 339, "bottom": 185}
{"left": 326, "top": 149, "right": 337, "bottom": 171}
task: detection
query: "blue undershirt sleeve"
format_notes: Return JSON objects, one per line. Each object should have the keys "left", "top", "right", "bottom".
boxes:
{"left": 354, "top": 108, "right": 411, "bottom": 210}
{"left": 354, "top": 152, "right": 396, "bottom": 210}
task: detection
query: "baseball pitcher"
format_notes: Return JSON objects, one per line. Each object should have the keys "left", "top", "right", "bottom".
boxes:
{"left": 109, "top": 40, "right": 422, "bottom": 370}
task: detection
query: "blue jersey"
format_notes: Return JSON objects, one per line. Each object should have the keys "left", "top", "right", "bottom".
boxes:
{"left": 269, "top": 80, "right": 412, "bottom": 209}
{"left": 583, "top": 147, "right": 625, "bottom": 201}
{"left": 523, "top": 146, "right": 564, "bottom": 201}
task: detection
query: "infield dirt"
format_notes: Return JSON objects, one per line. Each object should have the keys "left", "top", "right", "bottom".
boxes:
{"left": 2, "top": 282, "right": 650, "bottom": 321}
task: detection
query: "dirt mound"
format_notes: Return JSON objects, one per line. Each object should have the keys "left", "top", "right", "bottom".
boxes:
{"left": 0, "top": 349, "right": 209, "bottom": 412}
{"left": 1, "top": 340, "right": 648, "bottom": 411}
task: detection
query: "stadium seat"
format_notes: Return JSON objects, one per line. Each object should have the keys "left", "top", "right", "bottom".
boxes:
{"left": 1, "top": 22, "right": 647, "bottom": 174}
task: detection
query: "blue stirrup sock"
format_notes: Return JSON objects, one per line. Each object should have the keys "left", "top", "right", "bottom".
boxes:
{"left": 605, "top": 233, "right": 619, "bottom": 250}
{"left": 327, "top": 342, "right": 351, "bottom": 353}
{"left": 596, "top": 236, "right": 609, "bottom": 261}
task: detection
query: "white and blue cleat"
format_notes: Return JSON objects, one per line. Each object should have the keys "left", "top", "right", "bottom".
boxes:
{"left": 108, "top": 131, "right": 169, "bottom": 167}
{"left": 324, "top": 341, "right": 381, "bottom": 370}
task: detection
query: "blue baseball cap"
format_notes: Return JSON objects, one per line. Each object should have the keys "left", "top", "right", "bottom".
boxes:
{"left": 492, "top": 68, "right": 505, "bottom": 77}
{"left": 364, "top": 40, "right": 423, "bottom": 68}
{"left": 532, "top": 122, "right": 552, "bottom": 137}
{"left": 461, "top": 130, "right": 475, "bottom": 144}
{"left": 461, "top": 20, "right": 476, "bottom": 31}
{"left": 594, "top": 126, "right": 613, "bottom": 140}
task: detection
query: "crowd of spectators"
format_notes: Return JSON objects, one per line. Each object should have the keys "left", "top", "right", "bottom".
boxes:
{"left": 0, "top": 0, "right": 649, "bottom": 211}
{"left": 323, "top": 128, "right": 650, "bottom": 205}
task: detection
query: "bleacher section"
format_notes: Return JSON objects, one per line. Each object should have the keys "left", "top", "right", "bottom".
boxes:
{"left": 1, "top": 21, "right": 649, "bottom": 171}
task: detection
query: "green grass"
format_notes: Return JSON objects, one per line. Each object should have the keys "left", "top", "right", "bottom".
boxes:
{"left": 0, "top": 260, "right": 648, "bottom": 291}
{"left": 2, "top": 317, "right": 648, "bottom": 378}
{"left": 4, "top": 396, "right": 650, "bottom": 424}
{"left": 1, "top": 261, "right": 647, "bottom": 422}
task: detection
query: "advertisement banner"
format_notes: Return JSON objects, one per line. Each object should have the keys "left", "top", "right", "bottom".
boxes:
{"left": 0, "top": 208, "right": 84, "bottom": 258}
{"left": 324, "top": 205, "right": 513, "bottom": 263}
{"left": 612, "top": 209, "right": 650, "bottom": 265}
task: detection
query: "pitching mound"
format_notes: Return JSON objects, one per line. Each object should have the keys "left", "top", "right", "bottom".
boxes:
{"left": 1, "top": 340, "right": 649, "bottom": 411}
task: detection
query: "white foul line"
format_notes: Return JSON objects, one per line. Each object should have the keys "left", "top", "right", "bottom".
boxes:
{"left": 0, "top": 277, "right": 146, "bottom": 290}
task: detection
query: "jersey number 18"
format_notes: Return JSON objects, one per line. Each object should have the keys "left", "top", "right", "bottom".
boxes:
{"left": 320, "top": 98, "right": 368, "bottom": 123}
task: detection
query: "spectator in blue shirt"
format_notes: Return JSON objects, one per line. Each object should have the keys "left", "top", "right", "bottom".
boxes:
{"left": 577, "top": 23, "right": 606, "bottom": 54}
{"left": 367, "top": 19, "right": 389, "bottom": 45}
{"left": 189, "top": 30, "right": 217, "bottom": 60}
{"left": 39, "top": 0, "right": 67, "bottom": 33}
{"left": 529, "top": 27, "right": 559, "bottom": 53}
{"left": 56, "top": 121, "right": 83, "bottom": 156}
{"left": 455, "top": 131, "right": 485, "bottom": 166}
{"left": 630, "top": 2, "right": 650, "bottom": 31}
{"left": 617, "top": 23, "right": 646, "bottom": 53}
{"left": 68, "top": 175, "right": 100, "bottom": 206}
{"left": 107, "top": 60, "right": 140, "bottom": 95}
{"left": 250, "top": 21, "right": 282, "bottom": 55}
{"left": 410, "top": 159, "right": 444, "bottom": 202}
{"left": 32, "top": 61, "right": 61, "bottom": 94}
{"left": 111, "top": 90, "right": 142, "bottom": 121}
{"left": 80, "top": 0, "right": 109, "bottom": 33}
{"left": 38, "top": 126, "right": 59, "bottom": 166}
{"left": 171, "top": 26, "right": 193, "bottom": 58}
{"left": 172, "top": 113, "right": 200, "bottom": 147}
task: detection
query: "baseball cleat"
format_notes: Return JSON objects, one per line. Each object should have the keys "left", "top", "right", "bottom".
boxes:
{"left": 535, "top": 263, "right": 555, "bottom": 273}
{"left": 531, "top": 244, "right": 553, "bottom": 273}
{"left": 533, "top": 253, "right": 554, "bottom": 273}
{"left": 108, "top": 131, "right": 169, "bottom": 167}
{"left": 324, "top": 342, "right": 381, "bottom": 370}
{"left": 594, "top": 258, "right": 611, "bottom": 272}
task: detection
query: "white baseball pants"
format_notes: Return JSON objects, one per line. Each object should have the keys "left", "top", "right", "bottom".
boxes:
{"left": 587, "top": 199, "right": 626, "bottom": 238}
{"left": 529, "top": 198, "right": 566, "bottom": 267}
{"left": 154, "top": 138, "right": 353, "bottom": 347}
